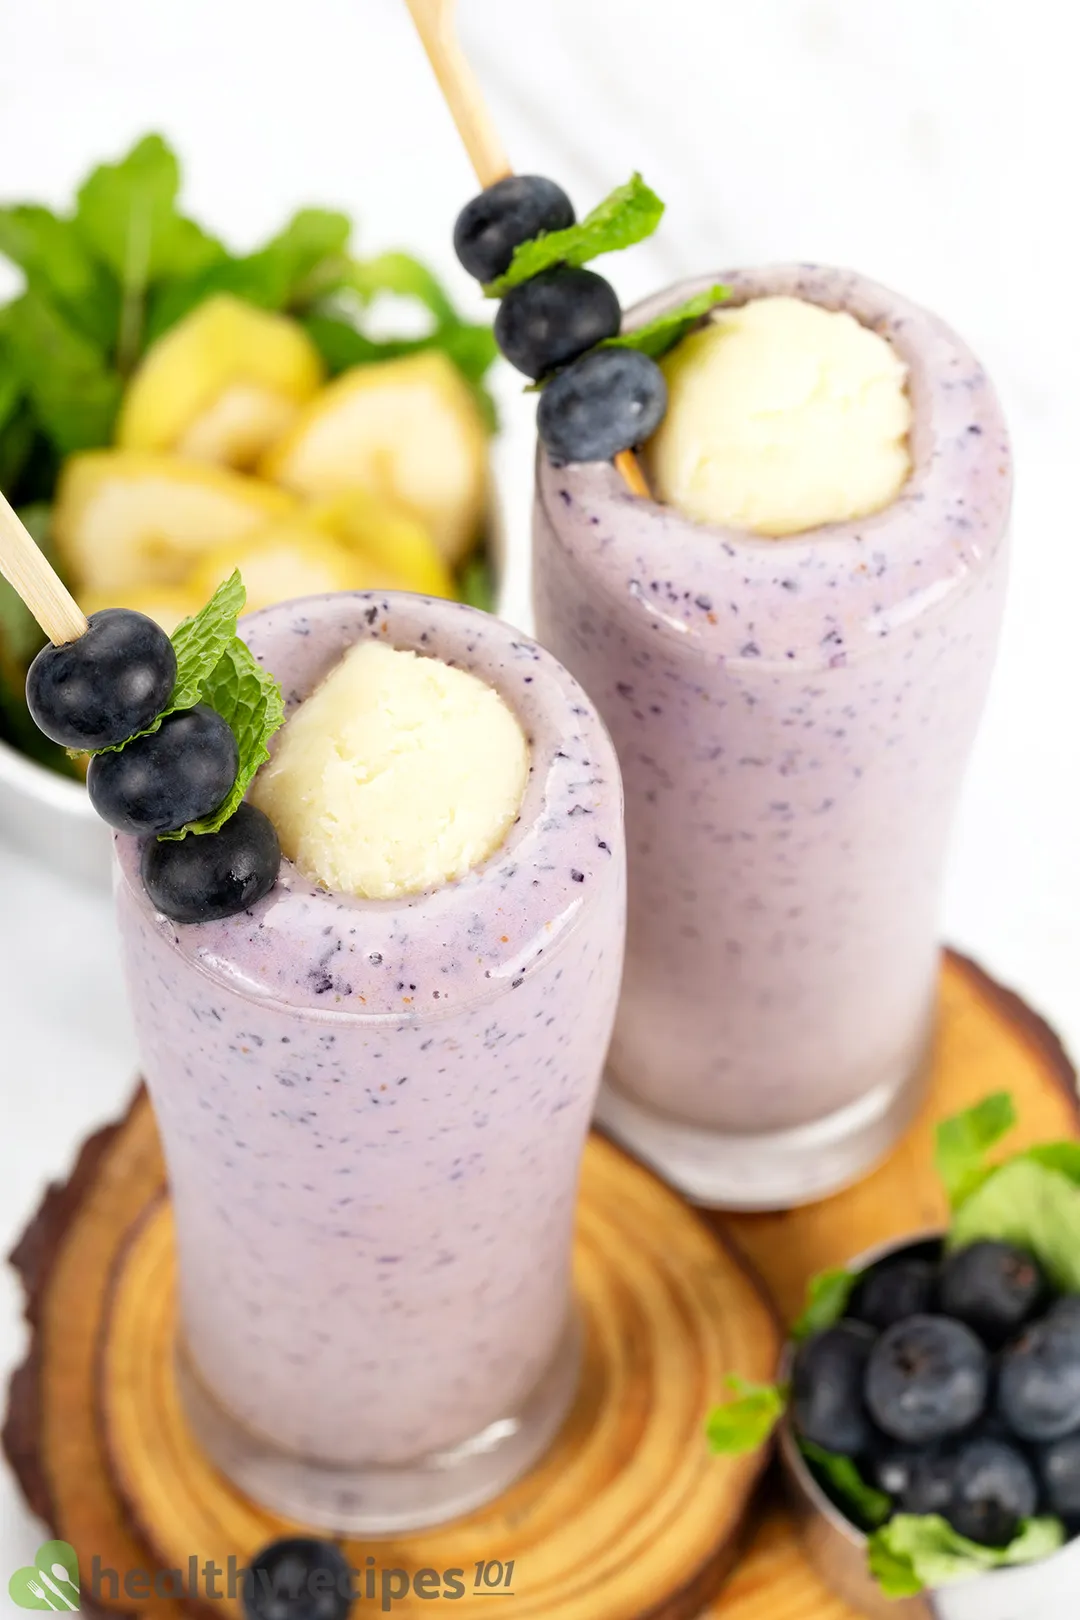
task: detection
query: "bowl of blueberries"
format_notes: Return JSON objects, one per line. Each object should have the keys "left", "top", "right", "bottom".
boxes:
{"left": 773, "top": 1093, "right": 1080, "bottom": 1618}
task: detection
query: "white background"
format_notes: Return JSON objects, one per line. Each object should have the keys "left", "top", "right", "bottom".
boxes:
{"left": 0, "top": 0, "right": 1075, "bottom": 1595}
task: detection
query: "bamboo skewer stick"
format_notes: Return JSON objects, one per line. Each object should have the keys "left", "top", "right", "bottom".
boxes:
{"left": 404, "top": 0, "right": 652, "bottom": 500}
{"left": 0, "top": 489, "right": 88, "bottom": 646}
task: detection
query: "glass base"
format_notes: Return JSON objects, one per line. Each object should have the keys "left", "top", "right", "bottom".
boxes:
{"left": 176, "top": 1313, "right": 582, "bottom": 1534}
{"left": 596, "top": 1054, "right": 929, "bottom": 1212}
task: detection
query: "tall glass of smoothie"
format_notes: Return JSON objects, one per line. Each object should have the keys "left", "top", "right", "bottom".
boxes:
{"left": 533, "top": 266, "right": 1010, "bottom": 1210}
{"left": 114, "top": 591, "right": 625, "bottom": 1530}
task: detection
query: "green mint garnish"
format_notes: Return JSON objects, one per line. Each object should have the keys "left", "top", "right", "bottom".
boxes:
{"left": 935, "top": 1090, "right": 1017, "bottom": 1208}
{"left": 602, "top": 285, "right": 729, "bottom": 362}
{"left": 800, "top": 1440, "right": 892, "bottom": 1530}
{"left": 948, "top": 1157, "right": 1080, "bottom": 1293}
{"left": 160, "top": 632, "right": 284, "bottom": 839}
{"left": 85, "top": 571, "right": 284, "bottom": 840}
{"left": 484, "top": 173, "right": 664, "bottom": 298}
{"left": 867, "top": 1513, "right": 1065, "bottom": 1598}
{"left": 790, "top": 1266, "right": 858, "bottom": 1341}
{"left": 704, "top": 1375, "right": 786, "bottom": 1455}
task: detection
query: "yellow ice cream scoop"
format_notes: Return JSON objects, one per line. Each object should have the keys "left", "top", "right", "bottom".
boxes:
{"left": 117, "top": 294, "right": 324, "bottom": 472}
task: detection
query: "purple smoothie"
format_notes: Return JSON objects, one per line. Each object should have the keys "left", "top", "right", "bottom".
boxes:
{"left": 532, "top": 266, "right": 1010, "bottom": 1209}
{"left": 114, "top": 592, "right": 625, "bottom": 1529}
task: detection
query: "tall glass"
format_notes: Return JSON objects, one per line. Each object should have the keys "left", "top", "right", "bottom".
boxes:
{"left": 533, "top": 265, "right": 1010, "bottom": 1210}
{"left": 114, "top": 592, "right": 625, "bottom": 1530}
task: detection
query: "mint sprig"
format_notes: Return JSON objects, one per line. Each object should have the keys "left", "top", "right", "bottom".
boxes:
{"left": 704, "top": 1376, "right": 785, "bottom": 1455}
{"left": 790, "top": 1266, "right": 857, "bottom": 1341}
{"left": 603, "top": 285, "right": 729, "bottom": 362}
{"left": 800, "top": 1441, "right": 892, "bottom": 1530}
{"left": 867, "top": 1514, "right": 1065, "bottom": 1597}
{"left": 484, "top": 173, "right": 664, "bottom": 297}
{"left": 161, "top": 634, "right": 284, "bottom": 839}
{"left": 935, "top": 1090, "right": 1017, "bottom": 1208}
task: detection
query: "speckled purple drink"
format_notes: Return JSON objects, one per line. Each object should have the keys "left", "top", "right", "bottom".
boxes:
{"left": 533, "top": 266, "right": 1010, "bottom": 1210}
{"left": 114, "top": 593, "right": 625, "bottom": 1531}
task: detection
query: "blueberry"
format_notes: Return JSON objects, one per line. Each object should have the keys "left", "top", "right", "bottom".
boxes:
{"left": 851, "top": 1259, "right": 937, "bottom": 1332}
{"left": 538, "top": 347, "right": 668, "bottom": 463}
{"left": 453, "top": 175, "right": 575, "bottom": 283}
{"left": 1046, "top": 1295, "right": 1080, "bottom": 1336}
{"left": 939, "top": 1242, "right": 1046, "bottom": 1345}
{"left": 242, "top": 1538, "right": 353, "bottom": 1620}
{"left": 141, "top": 802, "right": 280, "bottom": 923}
{"left": 900, "top": 1447, "right": 961, "bottom": 1517}
{"left": 26, "top": 608, "right": 176, "bottom": 750}
{"left": 869, "top": 1444, "right": 922, "bottom": 1499}
{"left": 947, "top": 1437, "right": 1038, "bottom": 1547}
{"left": 494, "top": 265, "right": 621, "bottom": 379}
{"left": 1036, "top": 1433, "right": 1080, "bottom": 1519}
{"left": 865, "top": 1315, "right": 989, "bottom": 1444}
{"left": 88, "top": 704, "right": 238, "bottom": 835}
{"left": 792, "top": 1320, "right": 876, "bottom": 1456}
{"left": 998, "top": 1312, "right": 1080, "bottom": 1441}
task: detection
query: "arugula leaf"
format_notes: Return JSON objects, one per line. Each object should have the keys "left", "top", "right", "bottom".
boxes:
{"left": 74, "top": 133, "right": 224, "bottom": 371}
{"left": 791, "top": 1267, "right": 858, "bottom": 1341}
{"left": 800, "top": 1441, "right": 892, "bottom": 1529}
{"left": 163, "top": 634, "right": 284, "bottom": 838}
{"left": 935, "top": 1091, "right": 1017, "bottom": 1208}
{"left": 603, "top": 285, "right": 728, "bottom": 361}
{"left": 485, "top": 173, "right": 664, "bottom": 297}
{"left": 4, "top": 291, "right": 123, "bottom": 453}
{"left": 704, "top": 1376, "right": 785, "bottom": 1455}
{"left": 867, "top": 1514, "right": 1065, "bottom": 1597}
{"left": 948, "top": 1158, "right": 1080, "bottom": 1292}
{"left": 0, "top": 204, "right": 120, "bottom": 350}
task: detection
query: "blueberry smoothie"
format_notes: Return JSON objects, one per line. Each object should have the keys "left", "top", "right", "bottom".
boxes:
{"left": 113, "top": 592, "right": 625, "bottom": 1530}
{"left": 533, "top": 266, "right": 1010, "bottom": 1210}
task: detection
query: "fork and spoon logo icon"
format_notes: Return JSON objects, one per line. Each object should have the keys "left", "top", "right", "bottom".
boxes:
{"left": 8, "top": 1541, "right": 80, "bottom": 1611}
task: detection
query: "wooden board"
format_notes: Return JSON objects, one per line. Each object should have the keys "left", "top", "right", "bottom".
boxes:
{"left": 4, "top": 1094, "right": 778, "bottom": 1620}
{"left": 4, "top": 951, "right": 1077, "bottom": 1620}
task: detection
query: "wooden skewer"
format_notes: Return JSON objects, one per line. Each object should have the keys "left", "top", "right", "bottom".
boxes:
{"left": 0, "top": 489, "right": 88, "bottom": 646}
{"left": 404, "top": 0, "right": 652, "bottom": 500}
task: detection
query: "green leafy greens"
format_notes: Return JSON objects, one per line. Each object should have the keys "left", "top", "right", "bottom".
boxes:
{"left": 90, "top": 572, "right": 284, "bottom": 839}
{"left": 867, "top": 1514, "right": 1065, "bottom": 1598}
{"left": 603, "top": 285, "right": 729, "bottom": 362}
{"left": 484, "top": 173, "right": 664, "bottom": 297}
{"left": 935, "top": 1090, "right": 1017, "bottom": 1207}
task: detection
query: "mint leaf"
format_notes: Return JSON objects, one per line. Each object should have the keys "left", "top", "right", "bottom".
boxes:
{"left": 936, "top": 1091, "right": 1017, "bottom": 1208}
{"left": 3, "top": 291, "right": 123, "bottom": 453}
{"left": 800, "top": 1441, "right": 892, "bottom": 1529}
{"left": 486, "top": 173, "right": 664, "bottom": 296}
{"left": 791, "top": 1267, "right": 858, "bottom": 1341}
{"left": 74, "top": 133, "right": 224, "bottom": 371}
{"left": 1022, "top": 1142, "right": 1080, "bottom": 1185}
{"left": 603, "top": 285, "right": 729, "bottom": 361}
{"left": 458, "top": 552, "right": 496, "bottom": 614}
{"left": 704, "top": 1376, "right": 785, "bottom": 1455}
{"left": 345, "top": 250, "right": 458, "bottom": 326}
{"left": 948, "top": 1158, "right": 1080, "bottom": 1292}
{"left": 867, "top": 1514, "right": 1065, "bottom": 1596}
{"left": 167, "top": 570, "right": 247, "bottom": 710}
{"left": 0, "top": 204, "right": 120, "bottom": 351}
{"left": 163, "top": 635, "right": 284, "bottom": 838}
{"left": 145, "top": 207, "right": 352, "bottom": 343}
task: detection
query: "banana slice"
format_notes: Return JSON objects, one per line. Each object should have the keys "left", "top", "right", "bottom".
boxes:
{"left": 188, "top": 521, "right": 383, "bottom": 615}
{"left": 54, "top": 451, "right": 297, "bottom": 595}
{"left": 308, "top": 489, "right": 457, "bottom": 600}
{"left": 80, "top": 584, "right": 205, "bottom": 637}
{"left": 117, "top": 295, "right": 324, "bottom": 471}
{"left": 261, "top": 351, "right": 488, "bottom": 565}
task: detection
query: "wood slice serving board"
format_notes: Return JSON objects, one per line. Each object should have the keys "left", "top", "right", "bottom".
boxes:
{"left": 4, "top": 951, "right": 1078, "bottom": 1620}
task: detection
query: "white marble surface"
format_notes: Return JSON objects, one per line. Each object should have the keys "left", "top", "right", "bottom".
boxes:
{"left": 0, "top": 0, "right": 1077, "bottom": 1595}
